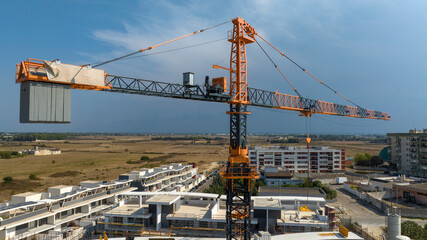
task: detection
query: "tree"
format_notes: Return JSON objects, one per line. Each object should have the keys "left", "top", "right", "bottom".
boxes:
{"left": 203, "top": 174, "right": 226, "bottom": 195}
{"left": 401, "top": 221, "right": 427, "bottom": 240}
{"left": 354, "top": 153, "right": 372, "bottom": 166}
{"left": 140, "top": 156, "right": 150, "bottom": 161}
{"left": 370, "top": 156, "right": 383, "bottom": 167}
{"left": 252, "top": 179, "right": 265, "bottom": 196}
{"left": 312, "top": 180, "right": 322, "bottom": 188}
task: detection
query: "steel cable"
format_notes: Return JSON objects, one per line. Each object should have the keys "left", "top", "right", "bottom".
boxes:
{"left": 255, "top": 39, "right": 302, "bottom": 98}
{"left": 90, "top": 20, "right": 230, "bottom": 68}
{"left": 256, "top": 33, "right": 362, "bottom": 109}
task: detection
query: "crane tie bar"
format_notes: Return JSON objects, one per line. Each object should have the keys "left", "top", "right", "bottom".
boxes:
{"left": 255, "top": 39, "right": 302, "bottom": 98}
{"left": 255, "top": 33, "right": 362, "bottom": 109}
{"left": 92, "top": 20, "right": 230, "bottom": 68}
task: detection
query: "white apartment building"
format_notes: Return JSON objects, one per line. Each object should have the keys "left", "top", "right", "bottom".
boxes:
{"left": 118, "top": 163, "right": 203, "bottom": 192}
{"left": 0, "top": 163, "right": 204, "bottom": 240}
{"left": 100, "top": 191, "right": 330, "bottom": 237}
{"left": 388, "top": 129, "right": 427, "bottom": 177}
{"left": 249, "top": 146, "right": 345, "bottom": 173}
{"left": 0, "top": 180, "right": 134, "bottom": 240}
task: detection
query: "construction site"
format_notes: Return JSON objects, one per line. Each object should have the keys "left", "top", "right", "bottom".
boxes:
{"left": 4, "top": 1, "right": 425, "bottom": 239}
{"left": 0, "top": 162, "right": 357, "bottom": 240}
{"left": 7, "top": 15, "right": 390, "bottom": 240}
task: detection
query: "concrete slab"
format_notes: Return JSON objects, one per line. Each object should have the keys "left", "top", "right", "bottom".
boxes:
{"left": 254, "top": 198, "right": 281, "bottom": 210}
{"left": 146, "top": 195, "right": 180, "bottom": 205}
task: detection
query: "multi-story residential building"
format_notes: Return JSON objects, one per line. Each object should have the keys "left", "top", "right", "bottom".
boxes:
{"left": 388, "top": 129, "right": 427, "bottom": 177}
{"left": 118, "top": 163, "right": 203, "bottom": 192}
{"left": 260, "top": 167, "right": 304, "bottom": 186}
{"left": 0, "top": 163, "right": 204, "bottom": 240}
{"left": 248, "top": 146, "right": 345, "bottom": 173}
{"left": 100, "top": 191, "right": 330, "bottom": 237}
{"left": 0, "top": 180, "right": 134, "bottom": 240}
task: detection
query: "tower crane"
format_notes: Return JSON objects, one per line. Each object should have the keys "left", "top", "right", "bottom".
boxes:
{"left": 15, "top": 17, "right": 390, "bottom": 240}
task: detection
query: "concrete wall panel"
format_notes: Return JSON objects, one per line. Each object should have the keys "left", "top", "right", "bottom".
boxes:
{"left": 20, "top": 81, "right": 71, "bottom": 123}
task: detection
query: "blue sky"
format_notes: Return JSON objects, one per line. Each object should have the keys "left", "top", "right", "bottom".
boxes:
{"left": 0, "top": 0, "right": 426, "bottom": 134}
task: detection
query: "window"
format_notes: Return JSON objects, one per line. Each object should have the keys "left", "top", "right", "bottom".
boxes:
{"left": 39, "top": 218, "right": 48, "bottom": 226}
{"left": 16, "top": 223, "right": 28, "bottom": 231}
{"left": 112, "top": 217, "right": 124, "bottom": 223}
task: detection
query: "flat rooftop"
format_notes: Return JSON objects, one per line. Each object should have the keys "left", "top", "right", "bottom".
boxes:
{"left": 139, "top": 164, "right": 191, "bottom": 179}
{"left": 13, "top": 192, "right": 40, "bottom": 197}
{"left": 394, "top": 183, "right": 427, "bottom": 193}
{"left": 167, "top": 204, "right": 211, "bottom": 219}
{"left": 272, "top": 231, "right": 363, "bottom": 240}
{"left": 259, "top": 186, "right": 325, "bottom": 195}
{"left": 278, "top": 210, "right": 327, "bottom": 225}
{"left": 105, "top": 204, "right": 150, "bottom": 217}
{"left": 135, "top": 237, "right": 222, "bottom": 240}
{"left": 254, "top": 198, "right": 281, "bottom": 210}
{"left": 264, "top": 172, "right": 293, "bottom": 179}
{"left": 146, "top": 195, "right": 180, "bottom": 205}
{"left": 49, "top": 185, "right": 73, "bottom": 190}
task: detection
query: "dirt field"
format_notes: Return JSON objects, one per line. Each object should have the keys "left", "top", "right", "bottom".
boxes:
{"left": 248, "top": 138, "right": 386, "bottom": 157}
{"left": 0, "top": 136, "right": 228, "bottom": 202}
{"left": 313, "top": 140, "right": 386, "bottom": 157}
{"left": 0, "top": 135, "right": 385, "bottom": 202}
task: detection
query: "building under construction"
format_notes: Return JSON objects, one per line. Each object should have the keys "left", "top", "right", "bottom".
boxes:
{"left": 0, "top": 163, "right": 203, "bottom": 240}
{"left": 97, "top": 191, "right": 340, "bottom": 238}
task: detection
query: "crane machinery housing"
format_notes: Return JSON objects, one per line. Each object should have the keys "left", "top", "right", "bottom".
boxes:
{"left": 15, "top": 17, "right": 390, "bottom": 240}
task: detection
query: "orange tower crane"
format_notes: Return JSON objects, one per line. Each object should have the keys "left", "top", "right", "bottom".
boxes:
{"left": 15, "top": 17, "right": 390, "bottom": 240}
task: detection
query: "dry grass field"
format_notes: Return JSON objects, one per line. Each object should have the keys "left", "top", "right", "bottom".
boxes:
{"left": 0, "top": 135, "right": 228, "bottom": 202}
{"left": 0, "top": 135, "right": 385, "bottom": 202}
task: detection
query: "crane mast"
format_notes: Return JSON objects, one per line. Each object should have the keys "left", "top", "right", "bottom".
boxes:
{"left": 220, "top": 17, "right": 258, "bottom": 240}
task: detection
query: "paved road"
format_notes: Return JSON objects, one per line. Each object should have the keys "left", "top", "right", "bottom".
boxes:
{"left": 329, "top": 185, "right": 427, "bottom": 228}
{"left": 192, "top": 165, "right": 223, "bottom": 193}
{"left": 195, "top": 173, "right": 214, "bottom": 192}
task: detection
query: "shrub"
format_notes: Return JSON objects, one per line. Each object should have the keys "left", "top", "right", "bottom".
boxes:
{"left": 140, "top": 156, "right": 150, "bottom": 161}
{"left": 0, "top": 151, "right": 12, "bottom": 159}
{"left": 52, "top": 160, "right": 56, "bottom": 164}
{"left": 29, "top": 174, "right": 38, "bottom": 180}
{"left": 3, "top": 176, "right": 13, "bottom": 183}
{"left": 401, "top": 221, "right": 427, "bottom": 240}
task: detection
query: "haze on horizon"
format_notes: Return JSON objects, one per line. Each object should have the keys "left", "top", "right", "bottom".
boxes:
{"left": 1, "top": 0, "right": 426, "bottom": 135}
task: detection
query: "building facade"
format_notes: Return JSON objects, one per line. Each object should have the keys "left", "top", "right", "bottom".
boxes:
{"left": 118, "top": 163, "right": 203, "bottom": 192}
{"left": 388, "top": 129, "right": 427, "bottom": 177}
{"left": 249, "top": 146, "right": 345, "bottom": 173}
{"left": 0, "top": 181, "right": 133, "bottom": 240}
{"left": 0, "top": 163, "right": 203, "bottom": 240}
{"left": 393, "top": 183, "right": 427, "bottom": 205}
{"left": 100, "top": 191, "right": 330, "bottom": 237}
{"left": 261, "top": 167, "right": 304, "bottom": 186}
